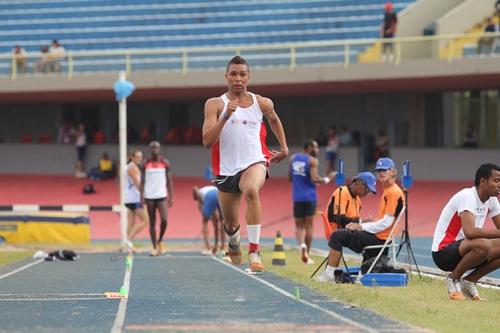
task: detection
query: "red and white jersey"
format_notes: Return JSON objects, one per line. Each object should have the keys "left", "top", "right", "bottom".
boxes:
{"left": 143, "top": 157, "right": 170, "bottom": 200}
{"left": 432, "top": 187, "right": 500, "bottom": 252}
{"left": 212, "top": 92, "right": 270, "bottom": 176}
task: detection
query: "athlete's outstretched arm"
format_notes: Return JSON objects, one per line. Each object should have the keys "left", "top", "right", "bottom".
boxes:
{"left": 202, "top": 97, "right": 232, "bottom": 148}
{"left": 258, "top": 96, "right": 288, "bottom": 163}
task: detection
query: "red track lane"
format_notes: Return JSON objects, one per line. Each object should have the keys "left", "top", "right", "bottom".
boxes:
{"left": 2, "top": 174, "right": 494, "bottom": 240}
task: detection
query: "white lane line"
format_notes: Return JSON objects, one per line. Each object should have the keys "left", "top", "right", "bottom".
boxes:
{"left": 133, "top": 255, "right": 211, "bottom": 260}
{"left": 0, "top": 259, "right": 43, "bottom": 280}
{"left": 0, "top": 298, "right": 106, "bottom": 301}
{"left": 0, "top": 293, "right": 104, "bottom": 296}
{"left": 212, "top": 257, "right": 377, "bottom": 333}
{"left": 110, "top": 260, "right": 133, "bottom": 333}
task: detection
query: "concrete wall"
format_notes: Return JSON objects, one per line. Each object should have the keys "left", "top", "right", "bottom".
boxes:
{"left": 391, "top": 148, "right": 500, "bottom": 181}
{"left": 397, "top": 0, "right": 464, "bottom": 59}
{"left": 0, "top": 144, "right": 359, "bottom": 178}
{"left": 436, "top": 0, "right": 496, "bottom": 35}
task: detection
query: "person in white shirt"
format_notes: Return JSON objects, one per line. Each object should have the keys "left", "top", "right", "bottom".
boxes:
{"left": 432, "top": 163, "right": 500, "bottom": 301}
{"left": 47, "top": 39, "right": 66, "bottom": 73}
{"left": 202, "top": 56, "right": 288, "bottom": 273}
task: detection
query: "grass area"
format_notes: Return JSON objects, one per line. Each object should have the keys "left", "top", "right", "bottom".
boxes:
{"left": 0, "top": 251, "right": 33, "bottom": 267}
{"left": 261, "top": 247, "right": 499, "bottom": 333}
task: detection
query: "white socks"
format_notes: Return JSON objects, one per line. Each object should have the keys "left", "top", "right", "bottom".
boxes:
{"left": 246, "top": 224, "right": 261, "bottom": 245}
{"left": 325, "top": 265, "right": 338, "bottom": 276}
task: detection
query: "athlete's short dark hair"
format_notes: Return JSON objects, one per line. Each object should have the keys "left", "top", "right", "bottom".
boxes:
{"left": 303, "top": 139, "right": 316, "bottom": 150}
{"left": 226, "top": 56, "right": 249, "bottom": 73}
{"left": 474, "top": 163, "right": 500, "bottom": 186}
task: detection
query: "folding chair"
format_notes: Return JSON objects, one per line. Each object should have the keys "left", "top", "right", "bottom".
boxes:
{"left": 310, "top": 210, "right": 354, "bottom": 278}
{"left": 355, "top": 206, "right": 405, "bottom": 283}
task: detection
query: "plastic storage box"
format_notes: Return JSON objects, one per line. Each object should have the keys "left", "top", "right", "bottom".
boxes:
{"left": 360, "top": 273, "right": 408, "bottom": 287}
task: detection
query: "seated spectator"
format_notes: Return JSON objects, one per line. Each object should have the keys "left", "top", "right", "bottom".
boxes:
{"left": 12, "top": 45, "right": 27, "bottom": 73}
{"left": 478, "top": 17, "right": 499, "bottom": 54}
{"left": 88, "top": 152, "right": 116, "bottom": 181}
{"left": 34, "top": 46, "right": 49, "bottom": 73}
{"left": 47, "top": 39, "right": 66, "bottom": 73}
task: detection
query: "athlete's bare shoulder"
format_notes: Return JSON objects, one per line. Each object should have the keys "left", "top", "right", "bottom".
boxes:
{"left": 204, "top": 96, "right": 225, "bottom": 115}
{"left": 255, "top": 94, "right": 274, "bottom": 113}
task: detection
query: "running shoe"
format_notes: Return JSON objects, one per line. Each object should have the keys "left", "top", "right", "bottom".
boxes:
{"left": 301, "top": 245, "right": 309, "bottom": 264}
{"left": 201, "top": 248, "right": 212, "bottom": 256}
{"left": 150, "top": 248, "right": 159, "bottom": 257}
{"left": 157, "top": 241, "right": 166, "bottom": 255}
{"left": 227, "top": 241, "right": 242, "bottom": 265}
{"left": 314, "top": 270, "right": 335, "bottom": 282}
{"left": 248, "top": 251, "right": 265, "bottom": 273}
{"left": 306, "top": 258, "right": 315, "bottom": 265}
{"left": 460, "top": 278, "right": 481, "bottom": 301}
{"left": 445, "top": 275, "right": 466, "bottom": 301}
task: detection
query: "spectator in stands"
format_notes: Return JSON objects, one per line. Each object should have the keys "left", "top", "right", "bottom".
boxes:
{"left": 57, "top": 121, "right": 75, "bottom": 144}
{"left": 12, "top": 45, "right": 27, "bottom": 73}
{"left": 374, "top": 129, "right": 390, "bottom": 159}
{"left": 325, "top": 126, "right": 339, "bottom": 174}
{"left": 478, "top": 17, "right": 499, "bottom": 55}
{"left": 381, "top": 1, "right": 398, "bottom": 62}
{"left": 47, "top": 39, "right": 66, "bottom": 73}
{"left": 339, "top": 125, "right": 353, "bottom": 147}
{"left": 35, "top": 46, "right": 50, "bottom": 73}
{"left": 74, "top": 123, "right": 87, "bottom": 178}
{"left": 88, "top": 152, "right": 116, "bottom": 181}
{"left": 462, "top": 123, "right": 478, "bottom": 148}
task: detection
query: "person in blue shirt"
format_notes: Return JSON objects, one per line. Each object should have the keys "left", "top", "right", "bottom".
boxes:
{"left": 289, "top": 139, "right": 335, "bottom": 264}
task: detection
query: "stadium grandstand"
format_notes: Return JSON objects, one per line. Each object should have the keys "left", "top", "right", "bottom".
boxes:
{"left": 1, "top": 1, "right": 500, "bottom": 332}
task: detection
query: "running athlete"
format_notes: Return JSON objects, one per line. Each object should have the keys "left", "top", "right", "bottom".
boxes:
{"left": 432, "top": 163, "right": 500, "bottom": 301}
{"left": 193, "top": 185, "right": 225, "bottom": 255}
{"left": 316, "top": 158, "right": 403, "bottom": 282}
{"left": 289, "top": 139, "right": 335, "bottom": 264}
{"left": 143, "top": 141, "right": 173, "bottom": 256}
{"left": 125, "top": 150, "right": 149, "bottom": 251}
{"left": 202, "top": 56, "right": 288, "bottom": 273}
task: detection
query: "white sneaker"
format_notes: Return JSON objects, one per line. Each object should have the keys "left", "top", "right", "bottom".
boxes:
{"left": 201, "top": 249, "right": 212, "bottom": 256}
{"left": 445, "top": 275, "right": 466, "bottom": 301}
{"left": 460, "top": 279, "right": 481, "bottom": 301}
{"left": 314, "top": 270, "right": 335, "bottom": 282}
{"left": 306, "top": 258, "right": 315, "bottom": 265}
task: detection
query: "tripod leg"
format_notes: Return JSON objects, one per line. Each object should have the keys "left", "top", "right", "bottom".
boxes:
{"left": 310, "top": 256, "right": 328, "bottom": 278}
{"left": 407, "top": 242, "right": 422, "bottom": 278}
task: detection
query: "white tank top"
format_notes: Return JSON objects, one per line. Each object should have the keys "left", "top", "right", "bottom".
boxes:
{"left": 144, "top": 157, "right": 169, "bottom": 200}
{"left": 211, "top": 92, "right": 269, "bottom": 176}
{"left": 124, "top": 162, "right": 141, "bottom": 204}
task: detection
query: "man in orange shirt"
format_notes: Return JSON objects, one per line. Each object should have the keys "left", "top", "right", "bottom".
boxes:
{"left": 315, "top": 158, "right": 404, "bottom": 282}
{"left": 326, "top": 172, "right": 375, "bottom": 229}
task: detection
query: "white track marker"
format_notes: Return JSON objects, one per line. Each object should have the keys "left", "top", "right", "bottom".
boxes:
{"left": 110, "top": 259, "right": 133, "bottom": 333}
{"left": 213, "top": 256, "right": 377, "bottom": 333}
{"left": 0, "top": 259, "right": 43, "bottom": 280}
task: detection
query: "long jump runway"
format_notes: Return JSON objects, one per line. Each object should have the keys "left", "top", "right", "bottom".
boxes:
{"left": 0, "top": 252, "right": 424, "bottom": 333}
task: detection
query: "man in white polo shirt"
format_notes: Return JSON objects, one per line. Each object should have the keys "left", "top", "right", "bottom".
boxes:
{"left": 432, "top": 163, "right": 500, "bottom": 301}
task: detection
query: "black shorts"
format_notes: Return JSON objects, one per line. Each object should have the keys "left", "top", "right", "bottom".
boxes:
{"left": 214, "top": 163, "right": 269, "bottom": 193}
{"left": 432, "top": 239, "right": 463, "bottom": 272}
{"left": 125, "top": 203, "right": 143, "bottom": 211}
{"left": 293, "top": 201, "right": 317, "bottom": 218}
{"left": 328, "top": 229, "right": 384, "bottom": 254}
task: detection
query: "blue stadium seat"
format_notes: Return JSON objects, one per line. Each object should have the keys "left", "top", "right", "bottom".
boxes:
{"left": 0, "top": 0, "right": 415, "bottom": 72}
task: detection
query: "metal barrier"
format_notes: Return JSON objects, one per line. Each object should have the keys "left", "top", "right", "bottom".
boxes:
{"left": 2, "top": 31, "right": 499, "bottom": 80}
